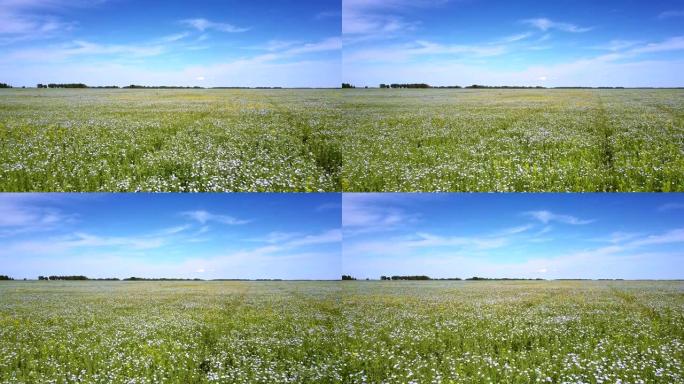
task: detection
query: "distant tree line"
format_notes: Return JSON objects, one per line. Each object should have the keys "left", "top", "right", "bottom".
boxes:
{"left": 0, "top": 275, "right": 14, "bottom": 280}
{"left": 122, "top": 277, "right": 204, "bottom": 281}
{"left": 0, "top": 83, "right": 12, "bottom": 88}
{"left": 381, "top": 275, "right": 431, "bottom": 280}
{"left": 341, "top": 275, "right": 357, "bottom": 280}
{"left": 38, "top": 275, "right": 88, "bottom": 280}
{"left": 375, "top": 84, "right": 658, "bottom": 90}
{"left": 465, "top": 276, "right": 545, "bottom": 281}
{"left": 378, "top": 275, "right": 546, "bottom": 281}
{"left": 123, "top": 85, "right": 204, "bottom": 89}
{"left": 380, "top": 83, "right": 431, "bottom": 89}
{"left": 36, "top": 83, "right": 87, "bottom": 88}
{"left": 342, "top": 83, "right": 356, "bottom": 88}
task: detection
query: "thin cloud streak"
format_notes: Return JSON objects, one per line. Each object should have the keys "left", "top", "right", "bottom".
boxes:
{"left": 180, "top": 210, "right": 250, "bottom": 225}
{"left": 180, "top": 18, "right": 249, "bottom": 33}
{"left": 521, "top": 18, "right": 592, "bottom": 33}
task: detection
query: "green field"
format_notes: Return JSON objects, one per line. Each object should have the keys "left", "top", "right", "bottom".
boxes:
{"left": 0, "top": 89, "right": 341, "bottom": 192}
{"left": 341, "top": 89, "right": 684, "bottom": 191}
{"left": 1, "top": 281, "right": 682, "bottom": 383}
{"left": 0, "top": 281, "right": 342, "bottom": 383}
{"left": 3, "top": 88, "right": 684, "bottom": 192}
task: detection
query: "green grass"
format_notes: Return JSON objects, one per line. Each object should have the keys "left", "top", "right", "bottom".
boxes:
{"left": 0, "top": 89, "right": 341, "bottom": 192}
{"left": 1, "top": 281, "right": 682, "bottom": 383}
{"left": 341, "top": 89, "right": 684, "bottom": 191}
{"left": 3, "top": 89, "right": 683, "bottom": 191}
{"left": 0, "top": 281, "right": 342, "bottom": 383}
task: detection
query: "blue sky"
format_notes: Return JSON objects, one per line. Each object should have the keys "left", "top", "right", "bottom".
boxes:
{"left": 0, "top": 193, "right": 342, "bottom": 280}
{"left": 0, "top": 0, "right": 341, "bottom": 87}
{"left": 343, "top": 0, "right": 684, "bottom": 87}
{"left": 343, "top": 193, "right": 684, "bottom": 280}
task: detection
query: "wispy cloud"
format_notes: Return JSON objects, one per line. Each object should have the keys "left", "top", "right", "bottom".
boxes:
{"left": 286, "top": 229, "right": 342, "bottom": 247}
{"left": 658, "top": 203, "right": 684, "bottom": 211}
{"left": 521, "top": 18, "right": 592, "bottom": 33}
{"left": 0, "top": 0, "right": 105, "bottom": 45}
{"left": 180, "top": 18, "right": 249, "bottom": 33}
{"left": 0, "top": 197, "right": 73, "bottom": 236}
{"left": 499, "top": 32, "right": 534, "bottom": 43}
{"left": 160, "top": 32, "right": 190, "bottom": 43}
{"left": 628, "top": 228, "right": 684, "bottom": 247}
{"left": 180, "top": 210, "right": 250, "bottom": 225}
{"left": 631, "top": 36, "right": 684, "bottom": 54}
{"left": 284, "top": 37, "right": 341, "bottom": 55}
{"left": 315, "top": 10, "right": 341, "bottom": 20}
{"left": 5, "top": 39, "right": 168, "bottom": 62}
{"left": 345, "top": 39, "right": 508, "bottom": 63}
{"left": 593, "top": 39, "right": 642, "bottom": 51}
{"left": 658, "top": 10, "right": 684, "bottom": 19}
{"left": 343, "top": 0, "right": 445, "bottom": 40}
{"left": 342, "top": 196, "right": 415, "bottom": 233}
{"left": 524, "top": 210, "right": 594, "bottom": 225}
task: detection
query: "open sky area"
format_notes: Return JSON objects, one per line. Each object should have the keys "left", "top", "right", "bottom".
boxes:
{"left": 342, "top": 193, "right": 684, "bottom": 280}
{"left": 0, "top": 193, "right": 342, "bottom": 280}
{"left": 0, "top": 0, "right": 341, "bottom": 87}
{"left": 343, "top": 0, "right": 684, "bottom": 87}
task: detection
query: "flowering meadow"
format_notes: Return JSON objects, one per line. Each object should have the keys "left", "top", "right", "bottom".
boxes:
{"left": 341, "top": 89, "right": 684, "bottom": 191}
{"left": 0, "top": 89, "right": 341, "bottom": 192}
{"left": 340, "top": 281, "right": 684, "bottom": 383}
{"left": 1, "top": 281, "right": 682, "bottom": 383}
{"left": 0, "top": 281, "right": 343, "bottom": 383}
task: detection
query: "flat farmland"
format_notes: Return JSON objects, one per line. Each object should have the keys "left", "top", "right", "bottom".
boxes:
{"left": 0, "top": 89, "right": 342, "bottom": 192}
{"left": 341, "top": 281, "right": 684, "bottom": 383}
{"left": 0, "top": 281, "right": 343, "bottom": 383}
{"left": 1, "top": 281, "right": 682, "bottom": 383}
{"left": 341, "top": 89, "right": 684, "bottom": 191}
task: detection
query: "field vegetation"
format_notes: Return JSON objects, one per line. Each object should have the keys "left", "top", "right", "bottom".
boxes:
{"left": 0, "top": 89, "right": 342, "bottom": 192}
{"left": 1, "top": 281, "right": 682, "bottom": 383}
{"left": 341, "top": 89, "right": 684, "bottom": 191}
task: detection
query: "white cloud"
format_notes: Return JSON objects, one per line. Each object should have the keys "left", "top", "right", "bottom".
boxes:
{"left": 6, "top": 40, "right": 166, "bottom": 62}
{"left": 161, "top": 32, "right": 190, "bottom": 43}
{"left": 342, "top": 198, "right": 412, "bottom": 233}
{"left": 524, "top": 210, "right": 594, "bottom": 225}
{"left": 345, "top": 39, "right": 507, "bottom": 64}
{"left": 631, "top": 36, "right": 684, "bottom": 54}
{"left": 658, "top": 203, "right": 684, "bottom": 211}
{"left": 658, "top": 10, "right": 684, "bottom": 19}
{"left": 180, "top": 210, "right": 250, "bottom": 225}
{"left": 286, "top": 229, "right": 342, "bottom": 247}
{"left": 342, "top": 0, "right": 445, "bottom": 39}
{"left": 180, "top": 18, "right": 248, "bottom": 33}
{"left": 499, "top": 32, "right": 533, "bottom": 43}
{"left": 0, "top": 198, "right": 73, "bottom": 236}
{"left": 593, "top": 39, "right": 642, "bottom": 52}
{"left": 521, "top": 18, "right": 592, "bottom": 33}
{"left": 628, "top": 228, "right": 684, "bottom": 247}
{"left": 0, "top": 0, "right": 104, "bottom": 45}
{"left": 346, "top": 223, "right": 533, "bottom": 259}
{"left": 285, "top": 37, "right": 341, "bottom": 55}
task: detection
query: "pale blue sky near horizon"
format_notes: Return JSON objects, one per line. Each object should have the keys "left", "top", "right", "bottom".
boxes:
{"left": 0, "top": 0, "right": 341, "bottom": 87}
{"left": 342, "top": 193, "right": 684, "bottom": 280}
{"left": 1, "top": 193, "right": 683, "bottom": 280}
{"left": 343, "top": 0, "right": 684, "bottom": 87}
{"left": 0, "top": 193, "right": 342, "bottom": 280}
